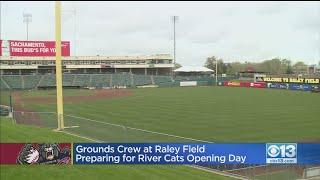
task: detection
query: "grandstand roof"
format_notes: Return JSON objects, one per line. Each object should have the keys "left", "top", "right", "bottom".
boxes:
{"left": 174, "top": 66, "right": 214, "bottom": 72}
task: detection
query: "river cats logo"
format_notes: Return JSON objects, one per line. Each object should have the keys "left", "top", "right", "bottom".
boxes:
{"left": 16, "top": 143, "right": 71, "bottom": 165}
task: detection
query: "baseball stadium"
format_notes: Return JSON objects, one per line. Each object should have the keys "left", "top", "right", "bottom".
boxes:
{"left": 1, "top": 1, "right": 320, "bottom": 180}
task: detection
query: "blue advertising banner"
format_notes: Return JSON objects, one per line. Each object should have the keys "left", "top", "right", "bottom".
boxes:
{"left": 289, "top": 84, "right": 312, "bottom": 91}
{"left": 73, "top": 143, "right": 320, "bottom": 165}
{"left": 267, "top": 83, "right": 288, "bottom": 89}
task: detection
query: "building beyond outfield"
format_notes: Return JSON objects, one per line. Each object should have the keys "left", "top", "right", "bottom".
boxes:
{"left": 0, "top": 54, "right": 173, "bottom": 75}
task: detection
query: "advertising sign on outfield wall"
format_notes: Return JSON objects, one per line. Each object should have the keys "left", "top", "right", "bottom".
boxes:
{"left": 250, "top": 82, "right": 266, "bottom": 88}
{"left": 224, "top": 81, "right": 241, "bottom": 87}
{"left": 262, "top": 77, "right": 320, "bottom": 84}
{"left": 180, "top": 81, "right": 197, "bottom": 87}
{"left": 0, "top": 40, "right": 70, "bottom": 56}
{"left": 289, "top": 84, "right": 313, "bottom": 91}
{"left": 223, "top": 81, "right": 266, "bottom": 88}
{"left": 267, "top": 83, "right": 289, "bottom": 89}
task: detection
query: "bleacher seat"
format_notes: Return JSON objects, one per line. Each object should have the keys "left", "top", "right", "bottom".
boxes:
{"left": 112, "top": 74, "right": 131, "bottom": 87}
{"left": 2, "top": 76, "right": 22, "bottom": 89}
{"left": 90, "top": 74, "right": 111, "bottom": 87}
{"left": 0, "top": 77, "right": 10, "bottom": 90}
{"left": 23, "top": 75, "right": 41, "bottom": 89}
{"left": 133, "top": 75, "right": 152, "bottom": 86}
{"left": 73, "top": 74, "right": 90, "bottom": 87}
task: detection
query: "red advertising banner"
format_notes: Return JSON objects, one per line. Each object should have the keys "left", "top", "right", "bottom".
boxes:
{"left": 240, "top": 82, "right": 251, "bottom": 87}
{"left": 8, "top": 40, "right": 70, "bottom": 56}
{"left": 0, "top": 143, "right": 71, "bottom": 164}
{"left": 250, "top": 82, "right": 266, "bottom": 88}
{"left": 224, "top": 81, "right": 241, "bottom": 87}
{"left": 223, "top": 81, "right": 266, "bottom": 88}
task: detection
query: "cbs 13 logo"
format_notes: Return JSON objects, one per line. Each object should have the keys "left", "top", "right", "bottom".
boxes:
{"left": 267, "top": 144, "right": 296, "bottom": 158}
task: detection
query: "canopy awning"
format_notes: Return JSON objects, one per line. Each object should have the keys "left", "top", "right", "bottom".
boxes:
{"left": 174, "top": 66, "right": 214, "bottom": 72}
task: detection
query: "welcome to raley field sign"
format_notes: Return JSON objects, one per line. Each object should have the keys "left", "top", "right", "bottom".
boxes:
{"left": 0, "top": 40, "right": 70, "bottom": 56}
{"left": 262, "top": 77, "right": 320, "bottom": 84}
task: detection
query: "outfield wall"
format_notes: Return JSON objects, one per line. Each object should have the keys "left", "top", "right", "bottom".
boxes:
{"left": 221, "top": 80, "right": 320, "bottom": 92}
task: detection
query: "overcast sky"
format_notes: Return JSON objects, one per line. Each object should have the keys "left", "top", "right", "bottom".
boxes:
{"left": 1, "top": 1, "right": 319, "bottom": 65}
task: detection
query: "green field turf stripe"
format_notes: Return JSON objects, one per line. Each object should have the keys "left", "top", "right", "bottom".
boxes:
{"left": 65, "top": 114, "right": 213, "bottom": 143}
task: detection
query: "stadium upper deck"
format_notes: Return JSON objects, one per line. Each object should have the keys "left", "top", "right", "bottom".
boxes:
{"left": 0, "top": 54, "right": 174, "bottom": 75}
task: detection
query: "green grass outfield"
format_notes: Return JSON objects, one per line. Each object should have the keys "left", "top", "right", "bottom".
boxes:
{"left": 2, "top": 86, "right": 319, "bottom": 142}
{"left": 0, "top": 118, "right": 232, "bottom": 180}
{"left": 1, "top": 87, "right": 320, "bottom": 179}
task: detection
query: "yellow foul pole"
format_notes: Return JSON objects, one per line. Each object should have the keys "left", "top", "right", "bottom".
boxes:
{"left": 55, "top": 1, "right": 64, "bottom": 130}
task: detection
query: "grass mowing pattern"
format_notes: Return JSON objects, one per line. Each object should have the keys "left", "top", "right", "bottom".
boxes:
{"left": 6, "top": 87, "right": 320, "bottom": 142}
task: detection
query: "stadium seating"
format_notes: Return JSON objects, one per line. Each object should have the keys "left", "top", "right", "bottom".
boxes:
{"left": 2, "top": 76, "right": 22, "bottom": 89}
{"left": 63, "top": 74, "right": 75, "bottom": 86}
{"left": 90, "top": 74, "right": 111, "bottom": 87}
{"left": 153, "top": 75, "right": 173, "bottom": 84}
{"left": 23, "top": 75, "right": 41, "bottom": 89}
{"left": 0, "top": 74, "right": 217, "bottom": 89}
{"left": 112, "top": 74, "right": 131, "bottom": 87}
{"left": 133, "top": 75, "right": 152, "bottom": 86}
{"left": 0, "top": 77, "right": 10, "bottom": 90}
{"left": 38, "top": 75, "right": 56, "bottom": 87}
{"left": 73, "top": 74, "right": 91, "bottom": 87}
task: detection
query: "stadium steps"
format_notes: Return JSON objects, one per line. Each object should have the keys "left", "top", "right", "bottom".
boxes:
{"left": 151, "top": 75, "right": 155, "bottom": 85}
{"left": 38, "top": 75, "right": 56, "bottom": 87}
{"left": 36, "top": 75, "right": 44, "bottom": 88}
{"left": 0, "top": 77, "right": 11, "bottom": 89}
{"left": 89, "top": 74, "right": 93, "bottom": 86}
{"left": 71, "top": 75, "right": 76, "bottom": 86}
{"left": 109, "top": 74, "right": 113, "bottom": 87}
{"left": 2, "top": 76, "right": 23, "bottom": 89}
{"left": 21, "top": 76, "right": 25, "bottom": 89}
{"left": 130, "top": 74, "right": 134, "bottom": 87}
{"left": 23, "top": 75, "right": 41, "bottom": 89}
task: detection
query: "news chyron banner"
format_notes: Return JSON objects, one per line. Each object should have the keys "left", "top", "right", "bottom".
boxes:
{"left": 0, "top": 143, "right": 72, "bottom": 164}
{"left": 0, "top": 40, "right": 70, "bottom": 56}
{"left": 1, "top": 143, "right": 320, "bottom": 165}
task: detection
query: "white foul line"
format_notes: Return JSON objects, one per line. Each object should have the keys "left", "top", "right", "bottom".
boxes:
{"left": 56, "top": 130, "right": 103, "bottom": 143}
{"left": 64, "top": 114, "right": 213, "bottom": 143}
{"left": 54, "top": 128, "right": 244, "bottom": 179}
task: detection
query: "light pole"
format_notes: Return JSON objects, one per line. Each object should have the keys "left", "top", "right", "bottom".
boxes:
{"left": 216, "top": 59, "right": 218, "bottom": 86}
{"left": 171, "top": 16, "right": 178, "bottom": 77}
{"left": 23, "top": 13, "right": 32, "bottom": 40}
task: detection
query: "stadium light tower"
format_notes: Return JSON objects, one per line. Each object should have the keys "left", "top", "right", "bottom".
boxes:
{"left": 171, "top": 16, "right": 178, "bottom": 77}
{"left": 23, "top": 13, "right": 32, "bottom": 40}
